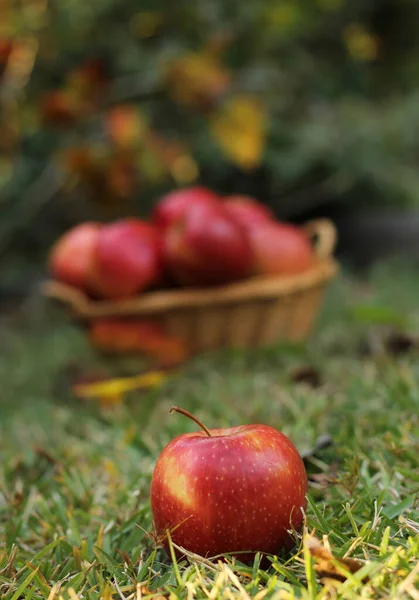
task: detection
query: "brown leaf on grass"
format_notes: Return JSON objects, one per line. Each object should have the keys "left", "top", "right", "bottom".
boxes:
{"left": 89, "top": 318, "right": 190, "bottom": 367}
{"left": 385, "top": 331, "right": 417, "bottom": 356}
{"left": 136, "top": 584, "right": 168, "bottom": 600}
{"left": 210, "top": 96, "right": 267, "bottom": 170}
{"left": 361, "top": 328, "right": 417, "bottom": 358}
{"left": 290, "top": 365, "right": 322, "bottom": 388}
{"left": 305, "top": 535, "right": 367, "bottom": 583}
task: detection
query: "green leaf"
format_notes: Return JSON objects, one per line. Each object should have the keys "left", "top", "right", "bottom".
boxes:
{"left": 10, "top": 568, "right": 39, "bottom": 600}
{"left": 349, "top": 305, "right": 408, "bottom": 328}
{"left": 383, "top": 494, "right": 416, "bottom": 519}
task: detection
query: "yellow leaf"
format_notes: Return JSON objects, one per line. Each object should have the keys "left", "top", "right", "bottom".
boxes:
{"left": 344, "top": 24, "right": 379, "bottom": 61}
{"left": 211, "top": 96, "right": 267, "bottom": 171}
{"left": 72, "top": 371, "right": 167, "bottom": 400}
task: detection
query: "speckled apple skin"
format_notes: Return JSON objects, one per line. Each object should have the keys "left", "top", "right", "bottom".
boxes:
{"left": 150, "top": 424, "right": 308, "bottom": 561}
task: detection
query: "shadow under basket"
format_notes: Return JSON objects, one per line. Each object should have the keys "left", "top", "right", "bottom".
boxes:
{"left": 42, "top": 219, "right": 339, "bottom": 354}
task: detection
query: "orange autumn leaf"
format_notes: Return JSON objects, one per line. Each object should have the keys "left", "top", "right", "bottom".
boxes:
{"left": 210, "top": 96, "right": 267, "bottom": 171}
{"left": 107, "top": 105, "right": 147, "bottom": 149}
{"left": 89, "top": 319, "right": 190, "bottom": 367}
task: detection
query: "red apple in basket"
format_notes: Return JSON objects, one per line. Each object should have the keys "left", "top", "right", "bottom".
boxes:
{"left": 90, "top": 219, "right": 163, "bottom": 299}
{"left": 151, "top": 407, "right": 308, "bottom": 562}
{"left": 224, "top": 195, "right": 274, "bottom": 229}
{"left": 162, "top": 201, "right": 253, "bottom": 285}
{"left": 249, "top": 221, "right": 315, "bottom": 276}
{"left": 48, "top": 222, "right": 101, "bottom": 289}
{"left": 153, "top": 186, "right": 221, "bottom": 230}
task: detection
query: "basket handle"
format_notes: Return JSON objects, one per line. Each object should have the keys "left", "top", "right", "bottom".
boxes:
{"left": 40, "top": 279, "right": 90, "bottom": 317}
{"left": 304, "top": 219, "right": 337, "bottom": 259}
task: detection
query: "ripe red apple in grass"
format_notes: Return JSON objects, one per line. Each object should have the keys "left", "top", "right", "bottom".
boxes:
{"left": 249, "top": 221, "right": 315, "bottom": 276}
{"left": 151, "top": 407, "right": 308, "bottom": 562}
{"left": 90, "top": 219, "right": 163, "bottom": 299}
{"left": 49, "top": 222, "right": 101, "bottom": 290}
{"left": 223, "top": 195, "right": 274, "bottom": 229}
{"left": 162, "top": 202, "right": 253, "bottom": 286}
{"left": 153, "top": 186, "right": 221, "bottom": 230}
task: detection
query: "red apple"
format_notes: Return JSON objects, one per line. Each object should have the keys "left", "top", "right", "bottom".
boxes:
{"left": 151, "top": 407, "right": 308, "bottom": 562}
{"left": 224, "top": 195, "right": 274, "bottom": 229}
{"left": 48, "top": 222, "right": 101, "bottom": 289}
{"left": 90, "top": 219, "right": 163, "bottom": 299}
{"left": 89, "top": 318, "right": 190, "bottom": 366}
{"left": 153, "top": 186, "right": 220, "bottom": 230}
{"left": 249, "top": 221, "right": 315, "bottom": 276}
{"left": 162, "top": 202, "right": 253, "bottom": 285}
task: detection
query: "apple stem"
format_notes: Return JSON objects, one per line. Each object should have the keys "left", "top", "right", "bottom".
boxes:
{"left": 170, "top": 406, "right": 213, "bottom": 437}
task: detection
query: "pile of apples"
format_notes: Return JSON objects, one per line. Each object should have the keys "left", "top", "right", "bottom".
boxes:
{"left": 49, "top": 187, "right": 316, "bottom": 299}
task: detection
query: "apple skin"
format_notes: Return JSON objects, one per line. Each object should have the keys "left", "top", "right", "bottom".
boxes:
{"left": 162, "top": 202, "right": 253, "bottom": 286}
{"left": 153, "top": 186, "right": 221, "bottom": 230}
{"left": 90, "top": 219, "right": 163, "bottom": 299}
{"left": 223, "top": 195, "right": 274, "bottom": 229}
{"left": 249, "top": 221, "right": 315, "bottom": 276}
{"left": 151, "top": 423, "right": 308, "bottom": 562}
{"left": 49, "top": 222, "right": 102, "bottom": 290}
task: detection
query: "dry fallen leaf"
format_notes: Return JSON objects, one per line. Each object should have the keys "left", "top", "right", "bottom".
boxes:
{"left": 210, "top": 96, "right": 267, "bottom": 170}
{"left": 305, "top": 534, "right": 367, "bottom": 583}
{"left": 385, "top": 331, "right": 417, "bottom": 356}
{"left": 290, "top": 365, "right": 322, "bottom": 388}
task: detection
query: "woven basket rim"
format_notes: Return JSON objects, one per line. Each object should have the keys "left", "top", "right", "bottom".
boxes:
{"left": 42, "top": 257, "right": 339, "bottom": 319}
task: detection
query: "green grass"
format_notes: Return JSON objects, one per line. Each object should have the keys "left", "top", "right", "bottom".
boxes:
{"left": 0, "top": 261, "right": 418, "bottom": 599}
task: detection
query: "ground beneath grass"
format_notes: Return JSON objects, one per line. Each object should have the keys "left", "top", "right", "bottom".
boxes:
{"left": 0, "top": 262, "right": 418, "bottom": 599}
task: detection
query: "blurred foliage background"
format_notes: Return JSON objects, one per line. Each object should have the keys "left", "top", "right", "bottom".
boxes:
{"left": 1, "top": 0, "right": 419, "bottom": 281}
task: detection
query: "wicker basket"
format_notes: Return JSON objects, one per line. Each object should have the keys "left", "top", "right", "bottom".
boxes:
{"left": 42, "top": 219, "right": 338, "bottom": 353}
